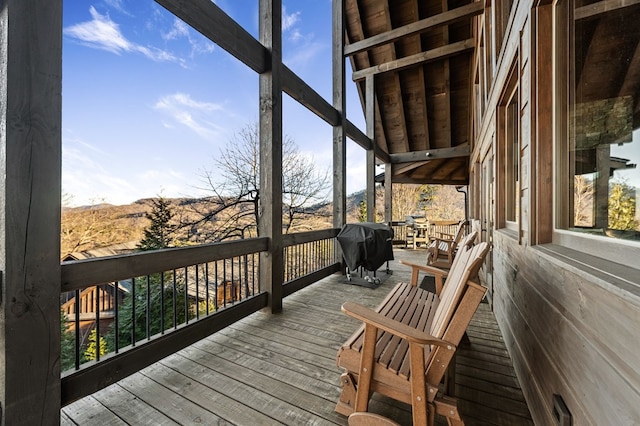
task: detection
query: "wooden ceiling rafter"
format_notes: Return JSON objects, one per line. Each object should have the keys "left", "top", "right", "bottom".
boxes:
{"left": 344, "top": 0, "right": 481, "bottom": 186}
{"left": 346, "top": 0, "right": 390, "bottom": 155}
{"left": 344, "top": 1, "right": 484, "bottom": 56}
{"left": 575, "top": 0, "right": 640, "bottom": 21}
{"left": 380, "top": 1, "right": 410, "bottom": 153}
{"left": 406, "top": 0, "right": 431, "bottom": 152}
{"left": 441, "top": 0, "right": 453, "bottom": 148}
{"left": 352, "top": 38, "right": 475, "bottom": 81}
{"left": 393, "top": 160, "right": 429, "bottom": 175}
{"left": 389, "top": 144, "right": 470, "bottom": 162}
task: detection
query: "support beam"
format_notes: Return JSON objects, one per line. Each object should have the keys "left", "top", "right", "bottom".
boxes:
{"left": 0, "top": 0, "right": 62, "bottom": 422}
{"left": 259, "top": 0, "right": 283, "bottom": 313}
{"left": 384, "top": 163, "right": 393, "bottom": 223}
{"left": 344, "top": 2, "right": 485, "bottom": 56}
{"left": 333, "top": 0, "right": 347, "bottom": 229}
{"left": 393, "top": 161, "right": 430, "bottom": 175}
{"left": 575, "top": 0, "right": 640, "bottom": 20}
{"left": 282, "top": 65, "right": 340, "bottom": 126}
{"left": 441, "top": 0, "right": 452, "bottom": 148}
{"left": 366, "top": 75, "right": 376, "bottom": 222}
{"left": 389, "top": 145, "right": 470, "bottom": 163}
{"left": 155, "top": 0, "right": 266, "bottom": 73}
{"left": 352, "top": 38, "right": 475, "bottom": 81}
{"left": 346, "top": 0, "right": 391, "bottom": 155}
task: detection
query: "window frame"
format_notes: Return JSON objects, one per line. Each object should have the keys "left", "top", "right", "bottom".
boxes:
{"left": 497, "top": 62, "right": 520, "bottom": 233}
{"left": 552, "top": 0, "right": 640, "bottom": 267}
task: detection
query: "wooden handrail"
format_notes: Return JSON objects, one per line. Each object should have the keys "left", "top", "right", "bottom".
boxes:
{"left": 61, "top": 237, "right": 269, "bottom": 292}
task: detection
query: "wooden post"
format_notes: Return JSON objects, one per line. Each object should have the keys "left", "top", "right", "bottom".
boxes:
{"left": 366, "top": 75, "right": 376, "bottom": 222}
{"left": 333, "top": 0, "right": 347, "bottom": 230}
{"left": 259, "top": 0, "right": 283, "bottom": 313}
{"left": 532, "top": 3, "right": 554, "bottom": 244}
{"left": 0, "top": 0, "right": 62, "bottom": 422}
{"left": 385, "top": 163, "right": 393, "bottom": 224}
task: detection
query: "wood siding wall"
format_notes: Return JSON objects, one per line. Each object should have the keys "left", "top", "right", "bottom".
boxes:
{"left": 471, "top": 1, "right": 640, "bottom": 424}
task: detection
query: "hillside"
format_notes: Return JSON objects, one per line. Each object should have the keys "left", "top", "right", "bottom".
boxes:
{"left": 61, "top": 185, "right": 465, "bottom": 256}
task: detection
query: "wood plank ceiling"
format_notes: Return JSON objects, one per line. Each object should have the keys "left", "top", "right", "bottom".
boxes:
{"left": 345, "top": 0, "right": 482, "bottom": 185}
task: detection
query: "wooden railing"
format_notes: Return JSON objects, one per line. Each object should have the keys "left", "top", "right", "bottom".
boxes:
{"left": 392, "top": 220, "right": 462, "bottom": 248}
{"left": 282, "top": 228, "right": 341, "bottom": 296}
{"left": 60, "top": 229, "right": 341, "bottom": 406}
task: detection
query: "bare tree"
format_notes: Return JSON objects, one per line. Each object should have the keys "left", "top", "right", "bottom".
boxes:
{"left": 390, "top": 184, "right": 422, "bottom": 220}
{"left": 574, "top": 175, "right": 594, "bottom": 227}
{"left": 425, "top": 185, "right": 466, "bottom": 221}
{"left": 190, "top": 123, "right": 330, "bottom": 242}
{"left": 61, "top": 200, "right": 139, "bottom": 256}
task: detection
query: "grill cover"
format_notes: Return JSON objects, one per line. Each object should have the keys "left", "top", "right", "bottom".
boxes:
{"left": 337, "top": 222, "right": 394, "bottom": 271}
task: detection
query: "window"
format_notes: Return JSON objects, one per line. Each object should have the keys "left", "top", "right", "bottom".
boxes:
{"left": 498, "top": 65, "right": 519, "bottom": 231}
{"left": 505, "top": 89, "right": 519, "bottom": 223}
{"left": 557, "top": 0, "right": 640, "bottom": 244}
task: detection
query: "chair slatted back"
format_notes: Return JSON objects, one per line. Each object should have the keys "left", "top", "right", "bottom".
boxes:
{"left": 429, "top": 239, "right": 488, "bottom": 339}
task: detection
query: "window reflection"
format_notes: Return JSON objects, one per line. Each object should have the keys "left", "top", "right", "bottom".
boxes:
{"left": 569, "top": 2, "right": 640, "bottom": 240}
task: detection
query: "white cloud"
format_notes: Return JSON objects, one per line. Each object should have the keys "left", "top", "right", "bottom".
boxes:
{"left": 154, "top": 93, "right": 225, "bottom": 140}
{"left": 62, "top": 135, "right": 204, "bottom": 206}
{"left": 162, "top": 18, "right": 215, "bottom": 57}
{"left": 282, "top": 6, "right": 301, "bottom": 31}
{"left": 284, "top": 41, "right": 326, "bottom": 68}
{"left": 163, "top": 18, "right": 189, "bottom": 41}
{"left": 64, "top": 6, "right": 186, "bottom": 67}
{"left": 104, "top": 0, "right": 132, "bottom": 16}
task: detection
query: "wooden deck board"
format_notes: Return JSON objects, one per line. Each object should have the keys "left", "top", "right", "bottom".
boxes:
{"left": 61, "top": 248, "right": 533, "bottom": 426}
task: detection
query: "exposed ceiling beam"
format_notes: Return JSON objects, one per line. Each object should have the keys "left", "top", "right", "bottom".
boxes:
{"left": 389, "top": 145, "right": 470, "bottom": 163}
{"left": 344, "top": 2, "right": 484, "bottom": 56}
{"left": 346, "top": 0, "right": 390, "bottom": 154}
{"left": 575, "top": 0, "right": 640, "bottom": 20}
{"left": 156, "top": 0, "right": 266, "bottom": 73}
{"left": 390, "top": 176, "right": 469, "bottom": 185}
{"left": 282, "top": 66, "right": 339, "bottom": 126}
{"left": 393, "top": 161, "right": 429, "bottom": 175}
{"left": 380, "top": 2, "right": 411, "bottom": 153}
{"left": 352, "top": 38, "right": 475, "bottom": 81}
{"left": 441, "top": 0, "right": 452, "bottom": 148}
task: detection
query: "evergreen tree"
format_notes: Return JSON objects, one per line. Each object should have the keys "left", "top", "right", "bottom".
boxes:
{"left": 110, "top": 274, "right": 193, "bottom": 349}
{"left": 83, "top": 328, "right": 107, "bottom": 361}
{"left": 137, "top": 197, "right": 177, "bottom": 251}
{"left": 60, "top": 310, "right": 76, "bottom": 371}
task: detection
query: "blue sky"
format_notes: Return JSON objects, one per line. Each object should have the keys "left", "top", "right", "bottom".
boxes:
{"left": 62, "top": 0, "right": 367, "bottom": 206}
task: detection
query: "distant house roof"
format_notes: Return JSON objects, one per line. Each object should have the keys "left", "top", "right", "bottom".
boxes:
{"left": 62, "top": 241, "right": 139, "bottom": 262}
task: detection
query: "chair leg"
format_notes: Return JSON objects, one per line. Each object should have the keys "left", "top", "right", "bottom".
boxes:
{"left": 336, "top": 372, "right": 357, "bottom": 416}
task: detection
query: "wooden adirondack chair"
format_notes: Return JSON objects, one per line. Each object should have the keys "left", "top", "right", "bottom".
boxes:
{"left": 402, "top": 232, "right": 478, "bottom": 296}
{"left": 335, "top": 233, "right": 489, "bottom": 425}
{"left": 426, "top": 220, "right": 467, "bottom": 269}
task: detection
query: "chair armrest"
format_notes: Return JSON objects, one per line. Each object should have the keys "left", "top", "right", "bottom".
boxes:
{"left": 435, "top": 231, "right": 454, "bottom": 240}
{"left": 341, "top": 302, "right": 455, "bottom": 349}
{"left": 399, "top": 260, "right": 448, "bottom": 293}
{"left": 399, "top": 260, "right": 448, "bottom": 277}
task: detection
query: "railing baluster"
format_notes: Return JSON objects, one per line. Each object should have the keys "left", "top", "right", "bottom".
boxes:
{"left": 195, "top": 264, "right": 200, "bottom": 320}
{"left": 184, "top": 266, "right": 189, "bottom": 324}
{"left": 131, "top": 277, "right": 136, "bottom": 346}
{"left": 205, "top": 262, "right": 210, "bottom": 315}
{"left": 114, "top": 281, "right": 120, "bottom": 353}
{"left": 95, "top": 285, "right": 100, "bottom": 362}
{"left": 172, "top": 270, "right": 177, "bottom": 330}
{"left": 74, "top": 288, "right": 80, "bottom": 369}
{"left": 160, "top": 272, "right": 165, "bottom": 333}
{"left": 146, "top": 275, "right": 151, "bottom": 340}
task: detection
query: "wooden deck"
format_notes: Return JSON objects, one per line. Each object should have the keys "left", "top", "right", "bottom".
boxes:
{"left": 61, "top": 248, "right": 533, "bottom": 425}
